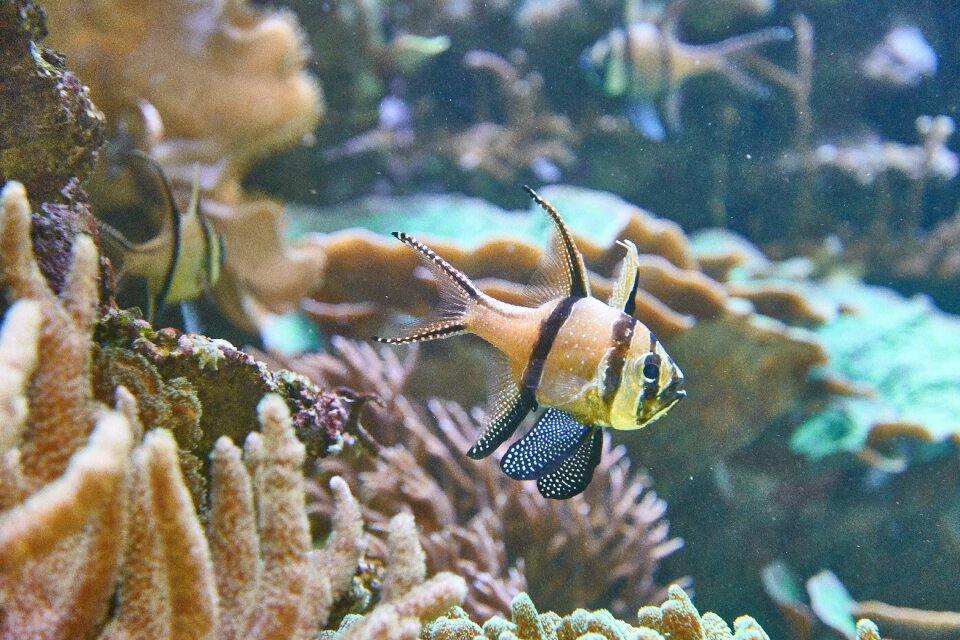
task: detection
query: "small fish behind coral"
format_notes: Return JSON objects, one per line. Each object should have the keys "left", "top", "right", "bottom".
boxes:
{"left": 374, "top": 186, "right": 685, "bottom": 499}
{"left": 96, "top": 151, "right": 225, "bottom": 329}
{"left": 580, "top": 0, "right": 792, "bottom": 139}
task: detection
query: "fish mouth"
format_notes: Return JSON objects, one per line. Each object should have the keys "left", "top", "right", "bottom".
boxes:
{"left": 660, "top": 381, "right": 686, "bottom": 406}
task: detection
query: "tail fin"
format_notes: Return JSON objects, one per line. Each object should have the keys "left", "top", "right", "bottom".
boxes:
{"left": 705, "top": 26, "right": 793, "bottom": 98}
{"left": 372, "top": 232, "right": 484, "bottom": 345}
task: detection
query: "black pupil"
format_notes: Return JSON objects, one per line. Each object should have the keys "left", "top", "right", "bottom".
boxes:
{"left": 642, "top": 362, "right": 660, "bottom": 381}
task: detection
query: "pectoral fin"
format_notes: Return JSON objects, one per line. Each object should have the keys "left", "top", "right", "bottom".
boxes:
{"left": 500, "top": 408, "right": 590, "bottom": 480}
{"left": 608, "top": 239, "right": 641, "bottom": 315}
{"left": 536, "top": 427, "right": 603, "bottom": 500}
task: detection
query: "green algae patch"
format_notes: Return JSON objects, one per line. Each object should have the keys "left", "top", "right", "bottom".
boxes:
{"left": 287, "top": 185, "right": 654, "bottom": 251}
{"left": 792, "top": 277, "right": 960, "bottom": 458}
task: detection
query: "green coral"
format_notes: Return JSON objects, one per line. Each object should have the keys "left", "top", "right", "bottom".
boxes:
{"left": 792, "top": 277, "right": 960, "bottom": 458}
{"left": 288, "top": 186, "right": 651, "bottom": 250}
{"left": 0, "top": 0, "right": 104, "bottom": 203}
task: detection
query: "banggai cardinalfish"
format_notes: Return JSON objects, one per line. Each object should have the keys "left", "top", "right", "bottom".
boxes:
{"left": 375, "top": 187, "right": 685, "bottom": 499}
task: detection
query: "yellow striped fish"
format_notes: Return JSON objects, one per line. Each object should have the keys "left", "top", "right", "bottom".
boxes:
{"left": 374, "top": 187, "right": 685, "bottom": 499}
{"left": 98, "top": 151, "right": 224, "bottom": 326}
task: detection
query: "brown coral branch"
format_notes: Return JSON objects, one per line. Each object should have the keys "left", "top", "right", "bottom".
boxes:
{"left": 209, "top": 436, "right": 262, "bottom": 640}
{"left": 0, "top": 300, "right": 41, "bottom": 461}
{"left": 0, "top": 410, "right": 132, "bottom": 574}
{"left": 142, "top": 429, "right": 220, "bottom": 640}
{"left": 243, "top": 394, "right": 312, "bottom": 639}
{"left": 853, "top": 601, "right": 960, "bottom": 635}
{"left": 0, "top": 181, "right": 99, "bottom": 489}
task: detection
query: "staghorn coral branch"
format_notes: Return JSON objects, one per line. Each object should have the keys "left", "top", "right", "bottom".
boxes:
{"left": 338, "top": 512, "right": 468, "bottom": 640}
{"left": 0, "top": 181, "right": 99, "bottom": 490}
{"left": 0, "top": 409, "right": 132, "bottom": 574}
{"left": 381, "top": 512, "right": 427, "bottom": 602}
{"left": 143, "top": 429, "right": 220, "bottom": 640}
{"left": 243, "top": 394, "right": 312, "bottom": 640}
{"left": 209, "top": 436, "right": 262, "bottom": 640}
{"left": 319, "top": 475, "right": 366, "bottom": 603}
{"left": 0, "top": 301, "right": 41, "bottom": 454}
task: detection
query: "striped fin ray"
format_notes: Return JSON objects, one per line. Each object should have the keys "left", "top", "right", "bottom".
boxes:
{"left": 500, "top": 408, "right": 590, "bottom": 480}
{"left": 467, "top": 387, "right": 535, "bottom": 459}
{"left": 373, "top": 231, "right": 483, "bottom": 345}
{"left": 536, "top": 427, "right": 603, "bottom": 500}
{"left": 523, "top": 186, "right": 591, "bottom": 304}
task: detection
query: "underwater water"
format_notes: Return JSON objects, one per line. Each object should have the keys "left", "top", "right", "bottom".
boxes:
{"left": 1, "top": 0, "right": 959, "bottom": 638}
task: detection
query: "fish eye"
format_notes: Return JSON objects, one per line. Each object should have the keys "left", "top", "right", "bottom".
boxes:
{"left": 642, "top": 360, "right": 660, "bottom": 383}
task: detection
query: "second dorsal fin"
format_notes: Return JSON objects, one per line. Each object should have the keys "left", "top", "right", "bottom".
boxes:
{"left": 523, "top": 186, "right": 591, "bottom": 305}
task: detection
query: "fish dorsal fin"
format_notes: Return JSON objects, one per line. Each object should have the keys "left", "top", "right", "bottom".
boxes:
{"left": 500, "top": 408, "right": 591, "bottom": 480}
{"left": 536, "top": 427, "right": 603, "bottom": 499}
{"left": 608, "top": 239, "right": 641, "bottom": 315}
{"left": 523, "top": 186, "right": 591, "bottom": 305}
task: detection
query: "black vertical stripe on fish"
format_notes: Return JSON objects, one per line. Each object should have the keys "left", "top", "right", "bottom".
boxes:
{"left": 522, "top": 296, "right": 579, "bottom": 395}
{"left": 600, "top": 314, "right": 637, "bottom": 405}
{"left": 467, "top": 388, "right": 535, "bottom": 459}
{"left": 393, "top": 231, "right": 482, "bottom": 301}
{"left": 130, "top": 150, "right": 181, "bottom": 317}
{"left": 536, "top": 427, "right": 603, "bottom": 500}
{"left": 623, "top": 266, "right": 640, "bottom": 317}
{"left": 522, "top": 186, "right": 590, "bottom": 298}
{"left": 199, "top": 217, "right": 215, "bottom": 289}
{"left": 500, "top": 408, "right": 590, "bottom": 480}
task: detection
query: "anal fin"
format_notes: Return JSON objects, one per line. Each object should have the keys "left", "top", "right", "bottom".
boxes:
{"left": 536, "top": 427, "right": 603, "bottom": 500}
{"left": 500, "top": 408, "right": 590, "bottom": 480}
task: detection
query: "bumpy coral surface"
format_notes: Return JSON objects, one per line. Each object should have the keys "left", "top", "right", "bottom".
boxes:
{"left": 40, "top": 0, "right": 326, "bottom": 329}
{"left": 0, "top": 180, "right": 466, "bottom": 639}
{"left": 0, "top": 0, "right": 104, "bottom": 204}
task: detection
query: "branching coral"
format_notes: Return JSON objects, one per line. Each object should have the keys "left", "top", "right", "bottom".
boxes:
{"left": 1, "top": 180, "right": 463, "bottom": 637}
{"left": 284, "top": 337, "right": 683, "bottom": 619}
{"left": 423, "top": 585, "right": 882, "bottom": 640}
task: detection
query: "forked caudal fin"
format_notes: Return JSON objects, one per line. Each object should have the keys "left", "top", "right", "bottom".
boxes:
{"left": 372, "top": 231, "right": 484, "bottom": 345}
